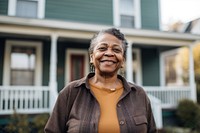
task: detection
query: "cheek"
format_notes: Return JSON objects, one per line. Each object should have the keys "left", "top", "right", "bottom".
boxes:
{"left": 93, "top": 52, "right": 104, "bottom": 60}
{"left": 117, "top": 55, "right": 124, "bottom": 62}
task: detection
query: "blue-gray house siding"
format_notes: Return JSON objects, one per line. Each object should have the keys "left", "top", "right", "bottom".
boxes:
{"left": 0, "top": 0, "right": 8, "bottom": 15}
{"left": 45, "top": 0, "right": 113, "bottom": 25}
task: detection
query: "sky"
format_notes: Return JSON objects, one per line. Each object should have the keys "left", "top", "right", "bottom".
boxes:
{"left": 160, "top": 0, "right": 200, "bottom": 29}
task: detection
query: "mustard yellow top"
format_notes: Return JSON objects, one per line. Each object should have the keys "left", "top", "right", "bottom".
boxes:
{"left": 89, "top": 81, "right": 123, "bottom": 133}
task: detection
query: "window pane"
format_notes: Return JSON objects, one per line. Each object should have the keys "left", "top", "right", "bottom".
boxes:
{"left": 11, "top": 70, "right": 34, "bottom": 85}
{"left": 120, "top": 15, "right": 135, "bottom": 28}
{"left": 120, "top": 0, "right": 134, "bottom": 15}
{"left": 10, "top": 46, "right": 36, "bottom": 85}
{"left": 16, "top": 0, "right": 38, "bottom": 18}
{"left": 165, "top": 54, "right": 177, "bottom": 85}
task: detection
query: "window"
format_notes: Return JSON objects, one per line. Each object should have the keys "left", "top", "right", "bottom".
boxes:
{"left": 113, "top": 0, "right": 141, "bottom": 28}
{"left": 10, "top": 46, "right": 36, "bottom": 85}
{"left": 3, "top": 40, "right": 42, "bottom": 86}
{"left": 161, "top": 48, "right": 189, "bottom": 86}
{"left": 8, "top": 0, "right": 45, "bottom": 18}
{"left": 120, "top": 0, "right": 135, "bottom": 28}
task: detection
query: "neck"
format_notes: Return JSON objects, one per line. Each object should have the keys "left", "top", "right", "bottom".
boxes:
{"left": 90, "top": 72, "right": 121, "bottom": 89}
{"left": 94, "top": 73, "right": 118, "bottom": 83}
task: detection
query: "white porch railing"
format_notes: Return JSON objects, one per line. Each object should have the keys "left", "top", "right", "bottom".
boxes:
{"left": 0, "top": 86, "right": 50, "bottom": 115}
{"left": 144, "top": 86, "right": 191, "bottom": 108}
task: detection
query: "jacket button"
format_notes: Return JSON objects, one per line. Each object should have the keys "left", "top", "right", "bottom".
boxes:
{"left": 119, "top": 120, "right": 125, "bottom": 125}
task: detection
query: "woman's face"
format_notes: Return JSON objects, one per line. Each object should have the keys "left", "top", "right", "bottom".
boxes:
{"left": 90, "top": 33, "right": 125, "bottom": 76}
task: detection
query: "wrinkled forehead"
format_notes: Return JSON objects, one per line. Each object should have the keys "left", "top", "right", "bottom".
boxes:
{"left": 95, "top": 33, "right": 123, "bottom": 45}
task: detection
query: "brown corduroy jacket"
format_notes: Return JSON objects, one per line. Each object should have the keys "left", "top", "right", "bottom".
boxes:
{"left": 44, "top": 73, "right": 157, "bottom": 133}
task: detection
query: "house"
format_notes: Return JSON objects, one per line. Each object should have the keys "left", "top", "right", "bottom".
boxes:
{"left": 0, "top": 0, "right": 200, "bottom": 129}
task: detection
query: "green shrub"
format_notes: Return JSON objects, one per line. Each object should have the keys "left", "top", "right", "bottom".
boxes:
{"left": 5, "top": 111, "right": 30, "bottom": 133}
{"left": 5, "top": 112, "right": 49, "bottom": 133}
{"left": 176, "top": 99, "right": 200, "bottom": 131}
{"left": 32, "top": 113, "right": 49, "bottom": 133}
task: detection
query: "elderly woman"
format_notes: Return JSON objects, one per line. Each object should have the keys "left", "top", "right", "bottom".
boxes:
{"left": 45, "top": 28, "right": 157, "bottom": 133}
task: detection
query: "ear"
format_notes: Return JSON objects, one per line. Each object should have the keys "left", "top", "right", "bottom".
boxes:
{"left": 90, "top": 54, "right": 93, "bottom": 64}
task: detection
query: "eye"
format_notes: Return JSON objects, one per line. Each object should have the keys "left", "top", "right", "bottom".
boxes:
{"left": 97, "top": 47, "right": 107, "bottom": 51}
{"left": 113, "top": 48, "right": 122, "bottom": 53}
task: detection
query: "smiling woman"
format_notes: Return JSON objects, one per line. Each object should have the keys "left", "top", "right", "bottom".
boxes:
{"left": 90, "top": 33, "right": 125, "bottom": 77}
{"left": 44, "top": 28, "right": 157, "bottom": 133}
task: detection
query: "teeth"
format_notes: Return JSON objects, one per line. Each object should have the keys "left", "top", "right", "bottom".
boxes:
{"left": 101, "top": 60, "right": 116, "bottom": 63}
{"left": 101, "top": 60, "right": 115, "bottom": 65}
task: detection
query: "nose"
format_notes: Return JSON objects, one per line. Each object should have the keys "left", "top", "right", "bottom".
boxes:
{"left": 104, "top": 48, "right": 114, "bottom": 56}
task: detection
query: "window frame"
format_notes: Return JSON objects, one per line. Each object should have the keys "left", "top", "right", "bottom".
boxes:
{"left": 3, "top": 40, "right": 42, "bottom": 86}
{"left": 8, "top": 0, "right": 45, "bottom": 18}
{"left": 160, "top": 48, "right": 189, "bottom": 86}
{"left": 113, "top": 0, "right": 141, "bottom": 28}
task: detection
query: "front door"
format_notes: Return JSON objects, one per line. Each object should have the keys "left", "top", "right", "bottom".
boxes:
{"left": 65, "top": 49, "right": 89, "bottom": 83}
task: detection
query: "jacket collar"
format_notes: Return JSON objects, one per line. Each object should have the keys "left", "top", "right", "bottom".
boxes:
{"left": 74, "top": 73, "right": 136, "bottom": 92}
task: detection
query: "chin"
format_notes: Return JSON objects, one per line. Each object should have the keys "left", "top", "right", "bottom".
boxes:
{"left": 99, "top": 70, "right": 118, "bottom": 76}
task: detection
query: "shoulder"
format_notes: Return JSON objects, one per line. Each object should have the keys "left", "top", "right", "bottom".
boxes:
{"left": 118, "top": 75, "right": 146, "bottom": 95}
{"left": 126, "top": 82, "right": 150, "bottom": 100}
{"left": 128, "top": 82, "right": 144, "bottom": 92}
{"left": 59, "top": 77, "right": 86, "bottom": 96}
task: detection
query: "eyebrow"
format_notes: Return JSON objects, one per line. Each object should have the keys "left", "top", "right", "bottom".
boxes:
{"left": 97, "top": 42, "right": 122, "bottom": 47}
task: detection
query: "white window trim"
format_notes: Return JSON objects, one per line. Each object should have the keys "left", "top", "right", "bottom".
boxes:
{"left": 158, "top": 0, "right": 162, "bottom": 30}
{"left": 3, "top": 40, "right": 43, "bottom": 86}
{"left": 8, "top": 0, "right": 45, "bottom": 18}
{"left": 65, "top": 49, "right": 89, "bottom": 84}
{"left": 133, "top": 48, "right": 142, "bottom": 85}
{"left": 113, "top": 0, "right": 141, "bottom": 28}
{"left": 160, "top": 48, "right": 182, "bottom": 86}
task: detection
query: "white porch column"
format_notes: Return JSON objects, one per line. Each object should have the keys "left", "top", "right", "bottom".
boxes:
{"left": 189, "top": 44, "right": 196, "bottom": 102}
{"left": 126, "top": 43, "right": 133, "bottom": 83}
{"left": 49, "top": 33, "right": 58, "bottom": 112}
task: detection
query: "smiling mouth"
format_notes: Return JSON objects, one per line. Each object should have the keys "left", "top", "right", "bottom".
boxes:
{"left": 100, "top": 60, "right": 117, "bottom": 63}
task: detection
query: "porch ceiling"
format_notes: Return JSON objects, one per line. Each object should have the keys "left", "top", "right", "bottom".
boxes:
{"left": 0, "top": 15, "right": 200, "bottom": 47}
{"left": 0, "top": 32, "right": 50, "bottom": 40}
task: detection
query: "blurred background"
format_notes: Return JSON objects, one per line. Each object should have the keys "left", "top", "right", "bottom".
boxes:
{"left": 0, "top": 0, "right": 200, "bottom": 132}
